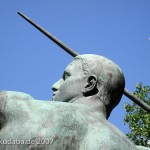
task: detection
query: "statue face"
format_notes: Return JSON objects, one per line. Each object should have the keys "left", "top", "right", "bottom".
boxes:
{"left": 52, "top": 60, "right": 86, "bottom": 102}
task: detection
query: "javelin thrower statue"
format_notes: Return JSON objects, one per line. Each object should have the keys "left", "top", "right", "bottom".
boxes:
{"left": 0, "top": 12, "right": 149, "bottom": 150}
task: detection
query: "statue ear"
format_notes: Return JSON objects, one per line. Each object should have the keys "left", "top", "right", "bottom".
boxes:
{"left": 83, "top": 75, "right": 98, "bottom": 96}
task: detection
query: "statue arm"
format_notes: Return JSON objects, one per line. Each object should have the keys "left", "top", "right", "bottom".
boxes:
{"left": 0, "top": 91, "right": 34, "bottom": 128}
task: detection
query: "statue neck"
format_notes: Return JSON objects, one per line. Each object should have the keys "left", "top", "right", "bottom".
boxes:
{"left": 71, "top": 95, "right": 107, "bottom": 120}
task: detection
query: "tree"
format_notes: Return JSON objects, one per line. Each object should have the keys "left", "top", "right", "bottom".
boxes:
{"left": 124, "top": 83, "right": 150, "bottom": 147}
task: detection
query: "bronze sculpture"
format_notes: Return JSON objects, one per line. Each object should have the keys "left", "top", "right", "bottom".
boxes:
{"left": 18, "top": 11, "right": 150, "bottom": 113}
{"left": 0, "top": 12, "right": 149, "bottom": 150}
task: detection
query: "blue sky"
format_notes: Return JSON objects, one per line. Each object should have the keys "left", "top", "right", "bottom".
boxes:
{"left": 0, "top": 1, "right": 150, "bottom": 134}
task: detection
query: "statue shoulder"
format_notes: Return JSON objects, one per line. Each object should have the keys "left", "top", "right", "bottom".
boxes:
{"left": 0, "top": 90, "right": 33, "bottom": 100}
{"left": 0, "top": 91, "right": 34, "bottom": 129}
{"left": 81, "top": 120, "right": 138, "bottom": 150}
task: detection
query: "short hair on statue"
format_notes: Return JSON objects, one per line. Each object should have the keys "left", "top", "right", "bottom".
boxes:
{"left": 73, "top": 54, "right": 125, "bottom": 119}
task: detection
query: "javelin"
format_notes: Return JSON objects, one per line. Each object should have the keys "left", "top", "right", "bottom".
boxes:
{"left": 18, "top": 11, "right": 150, "bottom": 113}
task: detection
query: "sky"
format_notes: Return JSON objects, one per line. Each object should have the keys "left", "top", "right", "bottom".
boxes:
{"left": 0, "top": 1, "right": 150, "bottom": 134}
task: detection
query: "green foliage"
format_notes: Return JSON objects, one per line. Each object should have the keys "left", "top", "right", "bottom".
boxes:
{"left": 124, "top": 83, "right": 150, "bottom": 147}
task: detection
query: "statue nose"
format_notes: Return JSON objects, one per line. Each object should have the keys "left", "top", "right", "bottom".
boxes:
{"left": 52, "top": 79, "right": 63, "bottom": 91}
{"left": 52, "top": 86, "right": 57, "bottom": 92}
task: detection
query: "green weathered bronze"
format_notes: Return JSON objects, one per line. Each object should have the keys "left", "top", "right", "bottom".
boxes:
{"left": 18, "top": 11, "right": 150, "bottom": 113}
{"left": 0, "top": 54, "right": 149, "bottom": 149}
{"left": 0, "top": 12, "right": 150, "bottom": 150}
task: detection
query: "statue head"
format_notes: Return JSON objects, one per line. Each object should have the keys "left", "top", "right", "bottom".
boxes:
{"left": 52, "top": 54, "right": 125, "bottom": 118}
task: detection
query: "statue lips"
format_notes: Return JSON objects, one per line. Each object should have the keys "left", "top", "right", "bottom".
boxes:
{"left": 52, "top": 93, "right": 56, "bottom": 100}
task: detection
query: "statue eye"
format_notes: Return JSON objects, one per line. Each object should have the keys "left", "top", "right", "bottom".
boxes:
{"left": 63, "top": 72, "right": 70, "bottom": 80}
